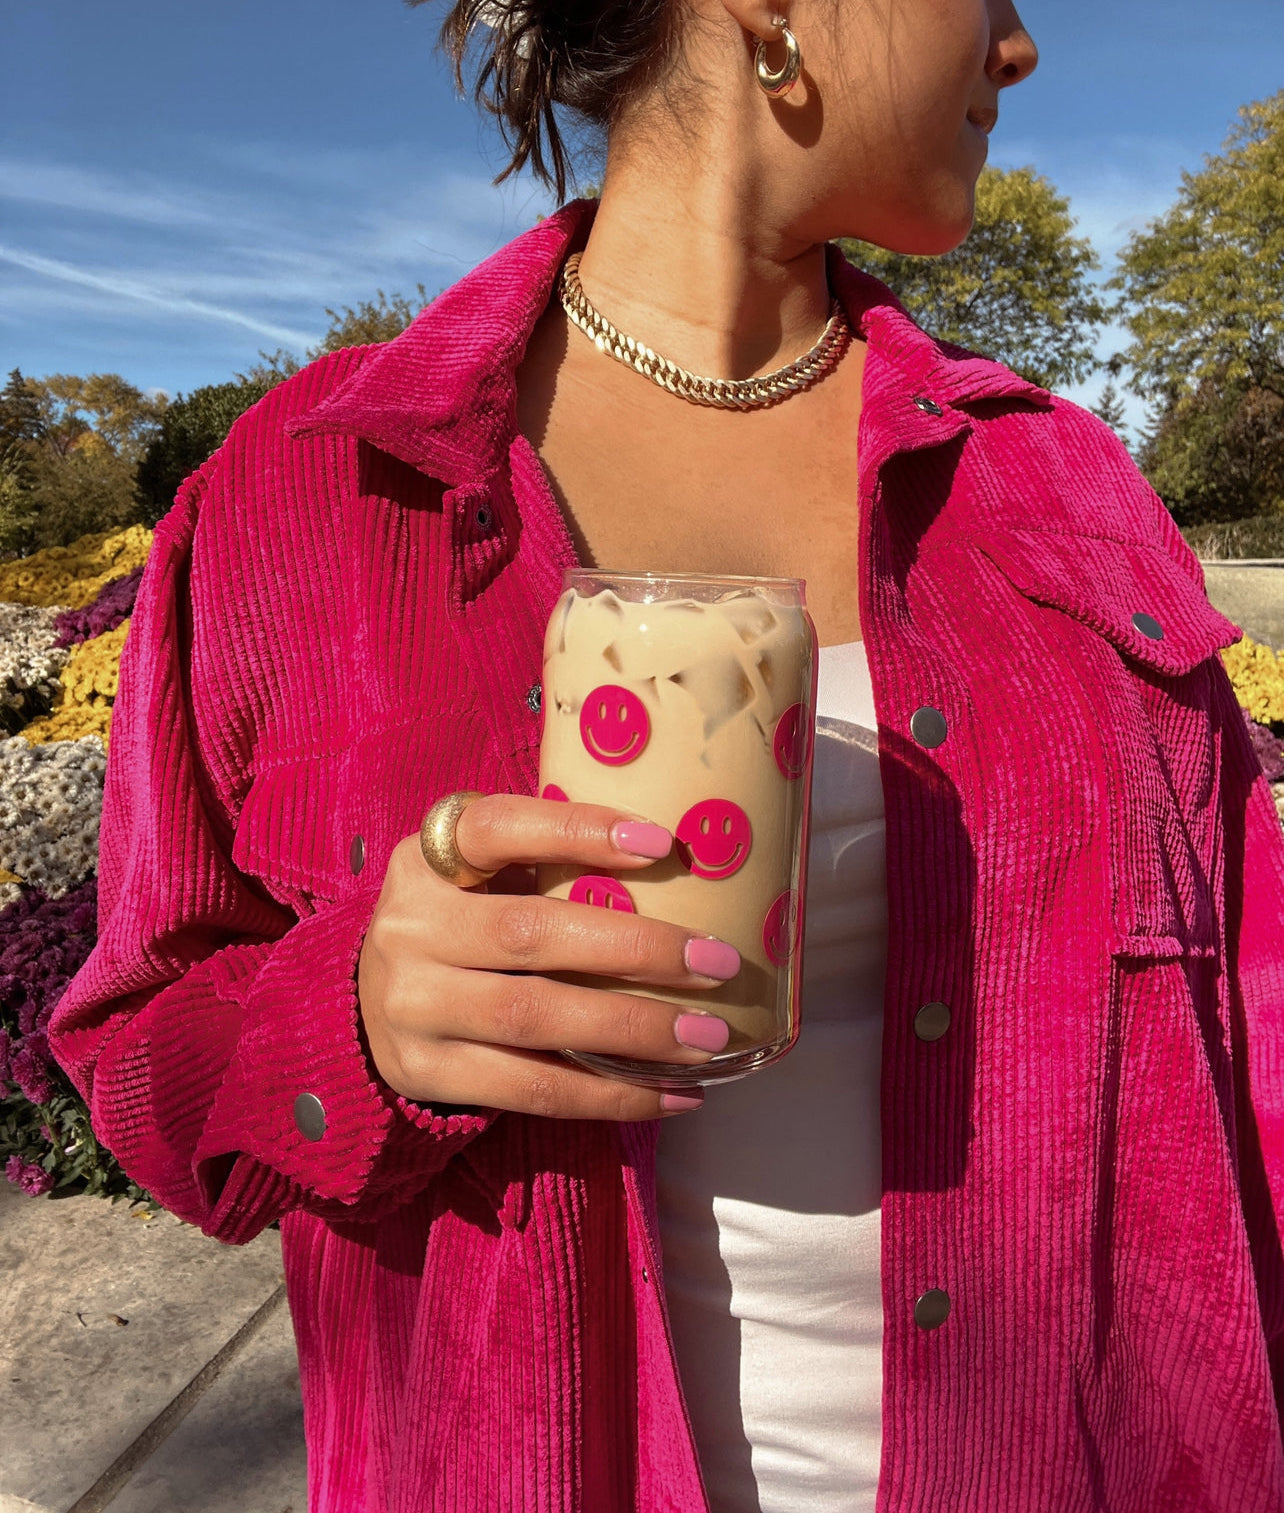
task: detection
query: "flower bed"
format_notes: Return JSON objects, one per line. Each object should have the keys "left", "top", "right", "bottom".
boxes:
{"left": 0, "top": 527, "right": 153, "bottom": 1204}
{"left": 2, "top": 529, "right": 1283, "bottom": 1202}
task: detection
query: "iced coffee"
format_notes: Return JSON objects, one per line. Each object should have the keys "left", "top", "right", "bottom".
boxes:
{"left": 536, "top": 570, "right": 817, "bottom": 1088}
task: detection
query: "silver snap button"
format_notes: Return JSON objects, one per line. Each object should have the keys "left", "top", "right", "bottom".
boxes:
{"left": 475, "top": 505, "right": 493, "bottom": 531}
{"left": 294, "top": 1093, "right": 327, "bottom": 1142}
{"left": 526, "top": 682, "right": 542, "bottom": 714}
{"left": 1131, "top": 611, "right": 1164, "bottom": 641}
{"left": 641, "top": 1267, "right": 649, "bottom": 1284}
{"left": 912, "top": 396, "right": 943, "bottom": 416}
{"left": 914, "top": 1002, "right": 951, "bottom": 1042}
{"left": 349, "top": 834, "right": 365, "bottom": 874}
{"left": 910, "top": 705, "right": 949, "bottom": 749}
{"left": 914, "top": 1288, "right": 951, "bottom": 1330}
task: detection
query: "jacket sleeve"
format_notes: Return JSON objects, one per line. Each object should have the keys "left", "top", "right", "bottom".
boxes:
{"left": 1215, "top": 658, "right": 1284, "bottom": 1223}
{"left": 48, "top": 461, "right": 495, "bottom": 1244}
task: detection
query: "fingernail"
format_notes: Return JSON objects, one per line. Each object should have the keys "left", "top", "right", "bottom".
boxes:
{"left": 684, "top": 937, "right": 741, "bottom": 980}
{"left": 611, "top": 821, "right": 672, "bottom": 859}
{"left": 675, "top": 1013, "right": 730, "bottom": 1053}
{"left": 661, "top": 1091, "right": 705, "bottom": 1113}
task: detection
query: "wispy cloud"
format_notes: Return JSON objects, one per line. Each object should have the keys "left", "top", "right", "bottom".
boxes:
{"left": 0, "top": 137, "right": 556, "bottom": 389}
{"left": 0, "top": 157, "right": 222, "bottom": 230}
{"left": 0, "top": 244, "right": 319, "bottom": 349}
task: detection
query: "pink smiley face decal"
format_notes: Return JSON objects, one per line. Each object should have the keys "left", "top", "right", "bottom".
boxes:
{"left": 569, "top": 874, "right": 636, "bottom": 912}
{"left": 580, "top": 684, "right": 650, "bottom": 766}
{"left": 773, "top": 703, "right": 812, "bottom": 780}
{"left": 675, "top": 799, "right": 752, "bottom": 880}
{"left": 763, "top": 888, "right": 800, "bottom": 966}
{"left": 541, "top": 783, "right": 569, "bottom": 802}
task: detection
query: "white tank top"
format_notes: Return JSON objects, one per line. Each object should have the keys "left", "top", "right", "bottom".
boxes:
{"left": 655, "top": 637, "right": 887, "bottom": 1513}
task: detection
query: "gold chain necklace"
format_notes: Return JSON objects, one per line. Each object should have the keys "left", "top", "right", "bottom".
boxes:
{"left": 558, "top": 251, "right": 851, "bottom": 411}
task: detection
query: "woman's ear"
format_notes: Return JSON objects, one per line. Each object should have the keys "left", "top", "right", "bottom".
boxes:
{"left": 716, "top": 0, "right": 787, "bottom": 44}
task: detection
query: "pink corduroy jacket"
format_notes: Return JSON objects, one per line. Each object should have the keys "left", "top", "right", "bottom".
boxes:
{"left": 51, "top": 200, "right": 1284, "bottom": 1511}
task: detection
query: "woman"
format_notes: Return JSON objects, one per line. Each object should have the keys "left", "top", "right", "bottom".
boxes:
{"left": 50, "top": 1, "right": 1284, "bottom": 1509}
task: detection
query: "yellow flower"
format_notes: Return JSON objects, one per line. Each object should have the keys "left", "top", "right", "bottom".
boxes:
{"left": 20, "top": 621, "right": 130, "bottom": 751}
{"left": 1221, "top": 636, "right": 1284, "bottom": 726}
{"left": 0, "top": 525, "right": 154, "bottom": 610}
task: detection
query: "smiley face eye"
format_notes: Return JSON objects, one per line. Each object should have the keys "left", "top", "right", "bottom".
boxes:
{"left": 569, "top": 873, "right": 637, "bottom": 912}
{"left": 598, "top": 701, "right": 607, "bottom": 720}
{"left": 700, "top": 816, "right": 710, "bottom": 835}
{"left": 722, "top": 817, "right": 732, "bottom": 835}
{"left": 617, "top": 703, "right": 628, "bottom": 721}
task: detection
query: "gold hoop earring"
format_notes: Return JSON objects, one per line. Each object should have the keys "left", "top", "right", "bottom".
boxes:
{"left": 754, "top": 22, "right": 802, "bottom": 98}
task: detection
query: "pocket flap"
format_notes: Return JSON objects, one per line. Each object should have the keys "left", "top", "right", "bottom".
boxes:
{"left": 977, "top": 528, "right": 1241, "bottom": 676}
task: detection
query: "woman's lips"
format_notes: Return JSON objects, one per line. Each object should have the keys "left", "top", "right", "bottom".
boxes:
{"left": 967, "top": 107, "right": 999, "bottom": 134}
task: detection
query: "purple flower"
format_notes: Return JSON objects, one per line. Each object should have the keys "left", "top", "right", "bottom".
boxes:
{"left": 5, "top": 1155, "right": 55, "bottom": 1197}
{"left": 0, "top": 876, "right": 98, "bottom": 1059}
{"left": 17, "top": 993, "right": 39, "bottom": 1037}
{"left": 1244, "top": 708, "right": 1284, "bottom": 782}
{"left": 10, "top": 1035, "right": 53, "bottom": 1105}
{"left": 52, "top": 566, "right": 145, "bottom": 647}
{"left": 0, "top": 1027, "right": 11, "bottom": 1084}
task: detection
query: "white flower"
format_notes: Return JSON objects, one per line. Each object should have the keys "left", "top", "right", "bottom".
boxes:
{"left": 0, "top": 604, "right": 70, "bottom": 724}
{"left": 0, "top": 735, "right": 106, "bottom": 899}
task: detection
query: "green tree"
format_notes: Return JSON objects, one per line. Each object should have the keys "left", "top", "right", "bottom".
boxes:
{"left": 1110, "top": 90, "right": 1284, "bottom": 406}
{"left": 1110, "top": 90, "right": 1284, "bottom": 524}
{"left": 311, "top": 287, "right": 429, "bottom": 353}
{"left": 0, "top": 369, "right": 43, "bottom": 557}
{"left": 1091, "top": 379, "right": 1128, "bottom": 437}
{"left": 0, "top": 371, "right": 164, "bottom": 554}
{"left": 1136, "top": 374, "right": 1284, "bottom": 526}
{"left": 839, "top": 165, "right": 1107, "bottom": 391}
{"left": 30, "top": 373, "right": 165, "bottom": 465}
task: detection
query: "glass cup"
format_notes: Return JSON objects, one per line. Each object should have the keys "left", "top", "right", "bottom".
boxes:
{"left": 535, "top": 569, "right": 818, "bottom": 1089}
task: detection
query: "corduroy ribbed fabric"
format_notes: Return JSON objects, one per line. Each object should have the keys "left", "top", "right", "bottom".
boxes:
{"left": 51, "top": 200, "right": 1284, "bottom": 1511}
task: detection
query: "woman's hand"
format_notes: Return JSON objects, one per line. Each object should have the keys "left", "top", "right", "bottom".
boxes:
{"left": 356, "top": 795, "right": 739, "bottom": 1119}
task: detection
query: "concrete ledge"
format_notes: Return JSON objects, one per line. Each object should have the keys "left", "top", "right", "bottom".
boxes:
{"left": 0, "top": 1184, "right": 305, "bottom": 1513}
{"left": 1200, "top": 564, "right": 1284, "bottom": 648}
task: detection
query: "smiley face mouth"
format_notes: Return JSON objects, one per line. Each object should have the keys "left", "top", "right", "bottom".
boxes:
{"left": 583, "top": 726, "right": 643, "bottom": 761}
{"left": 678, "top": 838, "right": 747, "bottom": 880}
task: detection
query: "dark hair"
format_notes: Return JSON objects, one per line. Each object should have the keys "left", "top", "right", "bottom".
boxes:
{"left": 411, "top": 1, "right": 678, "bottom": 200}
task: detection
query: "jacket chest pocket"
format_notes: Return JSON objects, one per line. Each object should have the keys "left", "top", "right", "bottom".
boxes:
{"left": 231, "top": 702, "right": 501, "bottom": 915}
{"left": 978, "top": 528, "right": 1242, "bottom": 961}
{"left": 230, "top": 755, "right": 346, "bottom": 914}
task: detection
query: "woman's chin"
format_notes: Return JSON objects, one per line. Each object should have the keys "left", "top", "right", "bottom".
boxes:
{"left": 840, "top": 206, "right": 975, "bottom": 258}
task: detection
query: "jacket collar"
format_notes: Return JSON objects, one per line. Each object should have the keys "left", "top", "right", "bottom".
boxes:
{"left": 289, "top": 197, "right": 1052, "bottom": 485}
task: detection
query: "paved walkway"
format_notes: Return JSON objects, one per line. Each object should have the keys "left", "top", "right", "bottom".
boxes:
{"left": 0, "top": 1182, "right": 306, "bottom": 1513}
{"left": 1202, "top": 561, "right": 1284, "bottom": 649}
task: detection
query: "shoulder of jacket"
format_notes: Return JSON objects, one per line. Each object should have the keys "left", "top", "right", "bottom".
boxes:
{"left": 162, "top": 345, "right": 381, "bottom": 530}
{"left": 962, "top": 387, "right": 1200, "bottom": 579}
{"left": 219, "top": 345, "right": 381, "bottom": 457}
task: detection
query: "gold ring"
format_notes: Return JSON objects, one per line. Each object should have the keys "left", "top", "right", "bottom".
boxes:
{"left": 418, "top": 790, "right": 497, "bottom": 888}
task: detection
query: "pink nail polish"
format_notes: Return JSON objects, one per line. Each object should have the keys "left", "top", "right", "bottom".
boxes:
{"left": 611, "top": 820, "right": 672, "bottom": 859}
{"left": 661, "top": 1091, "right": 705, "bottom": 1113}
{"left": 684, "top": 937, "right": 741, "bottom": 980}
{"left": 674, "top": 1013, "right": 731, "bottom": 1053}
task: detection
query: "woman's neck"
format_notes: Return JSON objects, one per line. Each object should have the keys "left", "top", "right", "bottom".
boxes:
{"left": 575, "top": 131, "right": 833, "bottom": 382}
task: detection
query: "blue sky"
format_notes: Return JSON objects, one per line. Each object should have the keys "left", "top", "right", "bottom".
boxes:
{"left": 3, "top": 1, "right": 1281, "bottom": 443}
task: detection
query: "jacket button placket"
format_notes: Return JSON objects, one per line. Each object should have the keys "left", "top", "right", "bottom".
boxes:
{"left": 909, "top": 697, "right": 952, "bottom": 1332}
